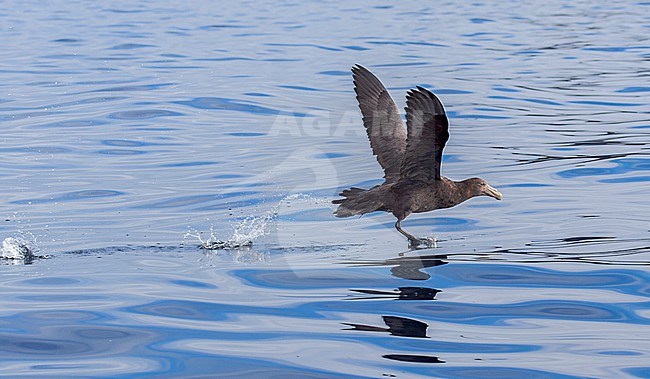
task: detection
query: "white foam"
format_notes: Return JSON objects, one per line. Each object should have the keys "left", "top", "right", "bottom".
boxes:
{"left": 1, "top": 237, "right": 35, "bottom": 260}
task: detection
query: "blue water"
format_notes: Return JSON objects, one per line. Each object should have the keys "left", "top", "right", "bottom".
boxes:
{"left": 1, "top": 1, "right": 649, "bottom": 377}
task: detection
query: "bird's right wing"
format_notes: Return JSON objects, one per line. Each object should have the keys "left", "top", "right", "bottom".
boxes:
{"left": 400, "top": 86, "right": 449, "bottom": 182}
{"left": 352, "top": 64, "right": 406, "bottom": 183}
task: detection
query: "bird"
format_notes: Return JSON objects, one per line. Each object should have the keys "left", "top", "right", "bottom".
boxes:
{"left": 333, "top": 64, "right": 502, "bottom": 248}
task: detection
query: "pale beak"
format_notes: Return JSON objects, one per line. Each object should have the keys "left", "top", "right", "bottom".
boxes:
{"left": 484, "top": 185, "right": 503, "bottom": 200}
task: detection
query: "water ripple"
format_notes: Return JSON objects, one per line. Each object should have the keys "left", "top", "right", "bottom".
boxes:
{"left": 11, "top": 190, "right": 124, "bottom": 205}
{"left": 175, "top": 97, "right": 308, "bottom": 117}
{"left": 2, "top": 1, "right": 650, "bottom": 377}
{"left": 107, "top": 110, "right": 183, "bottom": 120}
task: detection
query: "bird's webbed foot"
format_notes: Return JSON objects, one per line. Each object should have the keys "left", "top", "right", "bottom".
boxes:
{"left": 408, "top": 237, "right": 437, "bottom": 249}
{"left": 396, "top": 220, "right": 438, "bottom": 249}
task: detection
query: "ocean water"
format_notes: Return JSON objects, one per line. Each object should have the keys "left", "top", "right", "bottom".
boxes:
{"left": 1, "top": 0, "right": 649, "bottom": 377}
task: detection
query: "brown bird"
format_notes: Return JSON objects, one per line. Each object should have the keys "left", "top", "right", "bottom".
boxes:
{"left": 333, "top": 64, "right": 502, "bottom": 248}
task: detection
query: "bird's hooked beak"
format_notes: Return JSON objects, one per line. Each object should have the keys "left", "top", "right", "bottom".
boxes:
{"left": 484, "top": 184, "right": 503, "bottom": 200}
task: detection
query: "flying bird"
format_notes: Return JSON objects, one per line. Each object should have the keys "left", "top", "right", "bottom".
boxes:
{"left": 333, "top": 64, "right": 502, "bottom": 247}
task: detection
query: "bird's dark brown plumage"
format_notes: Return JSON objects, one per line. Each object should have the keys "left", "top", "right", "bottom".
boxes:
{"left": 334, "top": 64, "right": 502, "bottom": 247}
{"left": 352, "top": 65, "right": 406, "bottom": 183}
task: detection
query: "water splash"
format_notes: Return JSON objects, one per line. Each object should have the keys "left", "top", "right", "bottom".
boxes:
{"left": 186, "top": 194, "right": 330, "bottom": 249}
{"left": 1, "top": 232, "right": 38, "bottom": 263}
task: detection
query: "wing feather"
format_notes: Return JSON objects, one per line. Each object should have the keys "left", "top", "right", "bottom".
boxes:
{"left": 352, "top": 64, "right": 406, "bottom": 182}
{"left": 400, "top": 86, "right": 449, "bottom": 182}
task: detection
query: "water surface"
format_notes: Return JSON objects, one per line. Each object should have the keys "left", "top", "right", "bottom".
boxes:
{"left": 1, "top": 1, "right": 649, "bottom": 377}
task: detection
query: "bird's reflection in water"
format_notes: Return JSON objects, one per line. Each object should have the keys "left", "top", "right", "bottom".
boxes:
{"left": 382, "top": 354, "right": 445, "bottom": 364}
{"left": 342, "top": 251, "right": 448, "bottom": 365}
{"left": 345, "top": 253, "right": 447, "bottom": 280}
{"left": 344, "top": 315, "right": 445, "bottom": 364}
{"left": 344, "top": 315, "right": 429, "bottom": 338}
{"left": 350, "top": 286, "right": 440, "bottom": 300}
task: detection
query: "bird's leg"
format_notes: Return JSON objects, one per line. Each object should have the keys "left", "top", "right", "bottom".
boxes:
{"left": 395, "top": 220, "right": 437, "bottom": 249}
{"left": 395, "top": 220, "right": 421, "bottom": 247}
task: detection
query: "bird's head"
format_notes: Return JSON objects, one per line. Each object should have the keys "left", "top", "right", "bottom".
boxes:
{"left": 465, "top": 177, "right": 503, "bottom": 201}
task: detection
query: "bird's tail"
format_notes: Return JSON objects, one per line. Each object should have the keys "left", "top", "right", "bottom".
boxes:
{"left": 333, "top": 187, "right": 385, "bottom": 217}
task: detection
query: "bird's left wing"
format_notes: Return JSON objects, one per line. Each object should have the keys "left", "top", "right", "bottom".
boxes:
{"left": 352, "top": 64, "right": 407, "bottom": 183}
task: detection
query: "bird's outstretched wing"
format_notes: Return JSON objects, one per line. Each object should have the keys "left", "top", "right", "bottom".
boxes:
{"left": 352, "top": 64, "right": 406, "bottom": 183}
{"left": 400, "top": 86, "right": 449, "bottom": 182}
